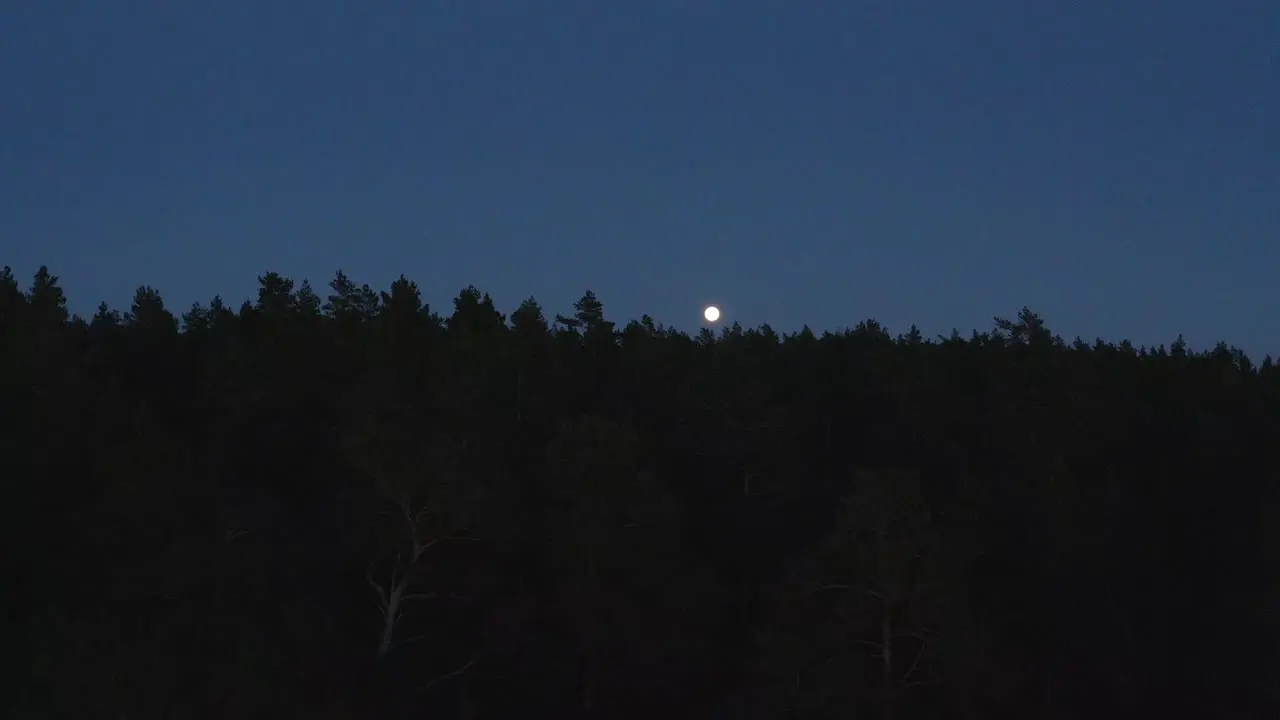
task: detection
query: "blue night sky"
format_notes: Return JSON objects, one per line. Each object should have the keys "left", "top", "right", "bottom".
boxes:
{"left": 3, "top": 1, "right": 1277, "bottom": 356}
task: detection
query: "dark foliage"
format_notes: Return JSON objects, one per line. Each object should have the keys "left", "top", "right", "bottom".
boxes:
{"left": 7, "top": 265, "right": 1279, "bottom": 719}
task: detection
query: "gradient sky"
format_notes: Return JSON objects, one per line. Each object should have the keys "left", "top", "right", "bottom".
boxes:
{"left": 3, "top": 1, "right": 1277, "bottom": 355}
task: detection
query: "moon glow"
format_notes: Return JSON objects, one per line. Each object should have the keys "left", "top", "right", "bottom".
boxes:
{"left": 703, "top": 306, "right": 721, "bottom": 323}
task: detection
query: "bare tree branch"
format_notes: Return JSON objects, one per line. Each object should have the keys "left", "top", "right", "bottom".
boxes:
{"left": 372, "top": 513, "right": 481, "bottom": 658}
{"left": 805, "top": 583, "right": 884, "bottom": 601}
{"left": 901, "top": 634, "right": 927, "bottom": 689}
{"left": 367, "top": 568, "right": 387, "bottom": 604}
{"left": 416, "top": 651, "right": 486, "bottom": 693}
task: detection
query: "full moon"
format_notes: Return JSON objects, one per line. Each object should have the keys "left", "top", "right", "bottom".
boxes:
{"left": 703, "top": 306, "right": 721, "bottom": 323}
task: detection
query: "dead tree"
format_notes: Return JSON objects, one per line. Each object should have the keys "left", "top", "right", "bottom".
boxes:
{"left": 367, "top": 498, "right": 473, "bottom": 659}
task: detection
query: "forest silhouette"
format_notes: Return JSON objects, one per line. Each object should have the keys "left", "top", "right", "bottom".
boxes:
{"left": 7, "top": 265, "right": 1278, "bottom": 719}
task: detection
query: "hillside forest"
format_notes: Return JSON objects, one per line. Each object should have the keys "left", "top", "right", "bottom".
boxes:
{"left": 6, "top": 265, "right": 1280, "bottom": 719}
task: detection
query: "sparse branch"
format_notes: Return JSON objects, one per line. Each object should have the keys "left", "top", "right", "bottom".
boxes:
{"left": 901, "top": 633, "right": 927, "bottom": 688}
{"left": 416, "top": 651, "right": 486, "bottom": 693}
{"left": 805, "top": 583, "right": 884, "bottom": 602}
{"left": 413, "top": 505, "right": 432, "bottom": 526}
{"left": 402, "top": 500, "right": 428, "bottom": 560}
{"left": 367, "top": 568, "right": 388, "bottom": 611}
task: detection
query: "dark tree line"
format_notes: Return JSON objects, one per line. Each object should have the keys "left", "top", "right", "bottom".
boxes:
{"left": 5, "top": 265, "right": 1279, "bottom": 719}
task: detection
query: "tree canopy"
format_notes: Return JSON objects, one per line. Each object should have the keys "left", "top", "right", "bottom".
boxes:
{"left": 7, "top": 265, "right": 1279, "bottom": 718}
